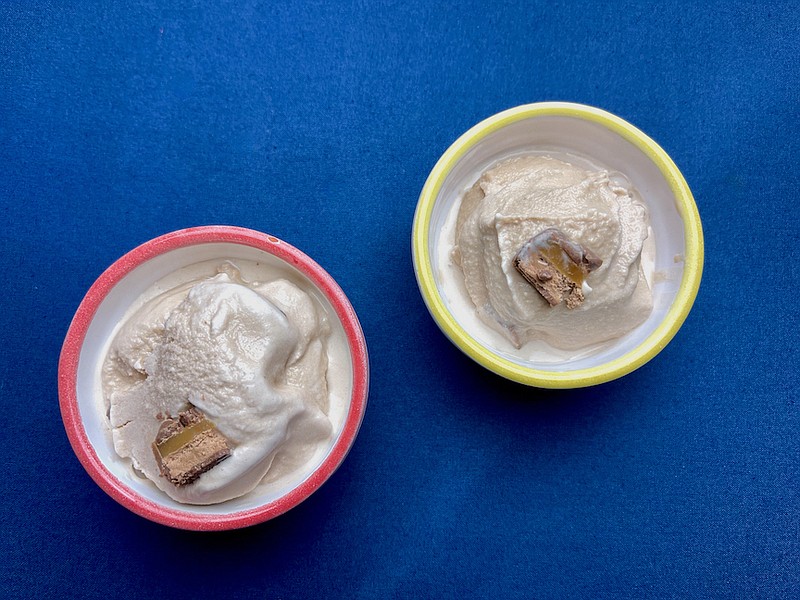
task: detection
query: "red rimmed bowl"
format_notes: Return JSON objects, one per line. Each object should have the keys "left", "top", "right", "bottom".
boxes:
{"left": 58, "top": 226, "right": 369, "bottom": 530}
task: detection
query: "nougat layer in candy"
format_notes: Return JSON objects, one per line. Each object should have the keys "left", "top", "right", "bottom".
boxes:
{"left": 153, "top": 406, "right": 232, "bottom": 487}
{"left": 513, "top": 228, "right": 602, "bottom": 309}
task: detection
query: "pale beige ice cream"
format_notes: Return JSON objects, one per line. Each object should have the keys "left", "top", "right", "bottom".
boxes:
{"left": 450, "top": 154, "right": 653, "bottom": 352}
{"left": 102, "top": 262, "right": 343, "bottom": 505}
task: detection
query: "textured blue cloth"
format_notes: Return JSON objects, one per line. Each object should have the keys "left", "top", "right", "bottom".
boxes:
{"left": 1, "top": 1, "right": 799, "bottom": 598}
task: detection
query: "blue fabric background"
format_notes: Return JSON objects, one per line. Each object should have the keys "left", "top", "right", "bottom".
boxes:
{"left": 1, "top": 1, "right": 798, "bottom": 598}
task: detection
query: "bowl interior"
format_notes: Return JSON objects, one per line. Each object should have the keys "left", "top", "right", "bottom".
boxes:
{"left": 75, "top": 241, "right": 355, "bottom": 517}
{"left": 424, "top": 112, "right": 692, "bottom": 374}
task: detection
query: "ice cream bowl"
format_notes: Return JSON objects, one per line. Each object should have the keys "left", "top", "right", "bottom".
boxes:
{"left": 412, "top": 102, "right": 703, "bottom": 388}
{"left": 58, "top": 226, "right": 369, "bottom": 530}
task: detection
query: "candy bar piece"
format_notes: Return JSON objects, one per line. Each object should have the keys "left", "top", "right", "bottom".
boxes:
{"left": 513, "top": 228, "right": 602, "bottom": 309}
{"left": 153, "top": 406, "right": 231, "bottom": 486}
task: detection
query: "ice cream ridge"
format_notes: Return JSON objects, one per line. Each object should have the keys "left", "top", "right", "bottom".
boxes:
{"left": 453, "top": 154, "right": 653, "bottom": 351}
{"left": 102, "top": 262, "right": 335, "bottom": 505}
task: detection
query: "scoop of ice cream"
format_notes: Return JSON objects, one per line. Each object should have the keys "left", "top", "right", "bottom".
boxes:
{"left": 103, "top": 267, "right": 332, "bottom": 504}
{"left": 453, "top": 155, "right": 653, "bottom": 350}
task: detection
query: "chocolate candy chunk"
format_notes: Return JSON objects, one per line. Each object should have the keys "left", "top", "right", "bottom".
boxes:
{"left": 513, "top": 228, "right": 602, "bottom": 309}
{"left": 153, "top": 406, "right": 232, "bottom": 486}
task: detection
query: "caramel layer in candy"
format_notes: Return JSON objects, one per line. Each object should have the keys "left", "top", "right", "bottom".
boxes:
{"left": 513, "top": 228, "right": 602, "bottom": 309}
{"left": 153, "top": 406, "right": 232, "bottom": 487}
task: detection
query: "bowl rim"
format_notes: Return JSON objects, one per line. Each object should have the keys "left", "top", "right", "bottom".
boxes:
{"left": 58, "top": 225, "right": 369, "bottom": 530}
{"left": 411, "top": 101, "right": 704, "bottom": 388}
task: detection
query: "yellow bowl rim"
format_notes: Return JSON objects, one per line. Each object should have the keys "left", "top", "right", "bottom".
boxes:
{"left": 411, "top": 102, "right": 704, "bottom": 388}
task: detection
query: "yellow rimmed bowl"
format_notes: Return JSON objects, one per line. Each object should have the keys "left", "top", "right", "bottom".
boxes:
{"left": 412, "top": 102, "right": 703, "bottom": 388}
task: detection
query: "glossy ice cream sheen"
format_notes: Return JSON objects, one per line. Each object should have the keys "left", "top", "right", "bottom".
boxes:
{"left": 101, "top": 260, "right": 348, "bottom": 505}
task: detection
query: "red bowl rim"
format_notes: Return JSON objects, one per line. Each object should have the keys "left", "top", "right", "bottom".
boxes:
{"left": 57, "top": 225, "right": 369, "bottom": 531}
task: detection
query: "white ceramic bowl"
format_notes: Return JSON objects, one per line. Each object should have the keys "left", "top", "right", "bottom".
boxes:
{"left": 59, "top": 226, "right": 369, "bottom": 530}
{"left": 412, "top": 102, "right": 703, "bottom": 388}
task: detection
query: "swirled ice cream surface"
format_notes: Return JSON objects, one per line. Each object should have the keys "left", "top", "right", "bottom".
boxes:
{"left": 102, "top": 262, "right": 341, "bottom": 505}
{"left": 445, "top": 154, "right": 654, "bottom": 355}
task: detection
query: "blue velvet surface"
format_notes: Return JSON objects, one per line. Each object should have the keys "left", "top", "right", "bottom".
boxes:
{"left": 1, "top": 1, "right": 799, "bottom": 597}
